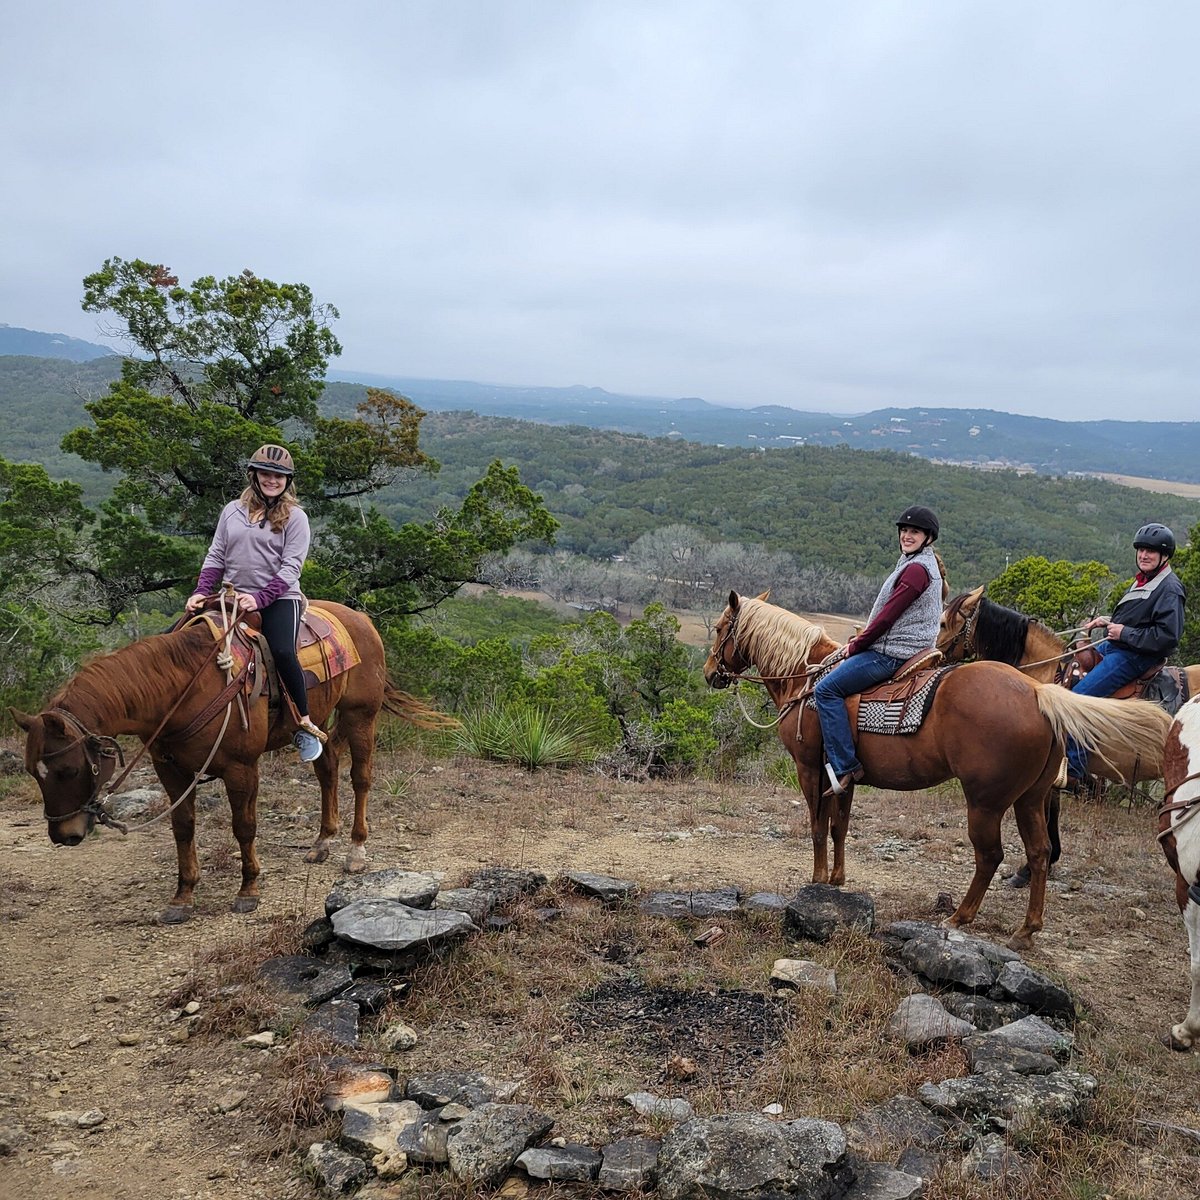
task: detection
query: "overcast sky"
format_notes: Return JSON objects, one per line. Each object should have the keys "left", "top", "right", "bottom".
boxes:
{"left": 3, "top": 2, "right": 1199, "bottom": 420}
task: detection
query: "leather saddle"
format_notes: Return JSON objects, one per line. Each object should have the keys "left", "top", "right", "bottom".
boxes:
{"left": 805, "top": 647, "right": 947, "bottom": 735}
{"left": 1064, "top": 639, "right": 1187, "bottom": 711}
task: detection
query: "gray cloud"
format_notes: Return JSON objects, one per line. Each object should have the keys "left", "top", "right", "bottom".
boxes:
{"left": 3, "top": 1, "right": 1199, "bottom": 419}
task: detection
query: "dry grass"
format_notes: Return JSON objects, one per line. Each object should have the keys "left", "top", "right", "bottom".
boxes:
{"left": 22, "top": 738, "right": 1188, "bottom": 1199}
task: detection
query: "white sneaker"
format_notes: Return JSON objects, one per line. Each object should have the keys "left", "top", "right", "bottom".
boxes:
{"left": 293, "top": 729, "right": 324, "bottom": 762}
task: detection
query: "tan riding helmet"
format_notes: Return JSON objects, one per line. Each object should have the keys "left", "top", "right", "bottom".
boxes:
{"left": 246, "top": 444, "right": 295, "bottom": 476}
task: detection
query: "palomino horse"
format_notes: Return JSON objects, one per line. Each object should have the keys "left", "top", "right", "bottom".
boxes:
{"left": 1160, "top": 696, "right": 1200, "bottom": 1050}
{"left": 12, "top": 601, "right": 447, "bottom": 923}
{"left": 704, "top": 591, "right": 1171, "bottom": 948}
{"left": 938, "top": 587, "right": 1189, "bottom": 885}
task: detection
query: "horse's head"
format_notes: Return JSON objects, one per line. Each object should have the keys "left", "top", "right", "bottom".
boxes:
{"left": 9, "top": 708, "right": 119, "bottom": 845}
{"left": 704, "top": 590, "right": 765, "bottom": 688}
{"left": 937, "top": 585, "right": 984, "bottom": 662}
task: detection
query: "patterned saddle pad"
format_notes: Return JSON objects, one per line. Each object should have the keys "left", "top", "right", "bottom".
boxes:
{"left": 806, "top": 660, "right": 958, "bottom": 736}
{"left": 192, "top": 604, "right": 360, "bottom": 694}
{"left": 853, "top": 665, "right": 958, "bottom": 735}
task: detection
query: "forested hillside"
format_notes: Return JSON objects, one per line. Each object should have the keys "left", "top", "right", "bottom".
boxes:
{"left": 1, "top": 357, "right": 1197, "bottom": 587}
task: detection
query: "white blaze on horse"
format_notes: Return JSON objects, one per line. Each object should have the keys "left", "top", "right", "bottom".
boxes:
{"left": 1159, "top": 696, "right": 1200, "bottom": 1051}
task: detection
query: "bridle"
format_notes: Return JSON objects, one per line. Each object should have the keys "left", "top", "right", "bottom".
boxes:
{"left": 940, "top": 602, "right": 979, "bottom": 662}
{"left": 707, "top": 606, "right": 746, "bottom": 687}
{"left": 37, "top": 708, "right": 126, "bottom": 827}
{"left": 1159, "top": 770, "right": 1200, "bottom": 845}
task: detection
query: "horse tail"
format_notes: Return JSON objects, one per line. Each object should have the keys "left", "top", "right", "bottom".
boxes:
{"left": 1034, "top": 686, "right": 1171, "bottom": 777}
{"left": 382, "top": 683, "right": 461, "bottom": 731}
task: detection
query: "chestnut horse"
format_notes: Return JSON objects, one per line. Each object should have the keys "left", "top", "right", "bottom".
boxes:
{"left": 938, "top": 587, "right": 1188, "bottom": 886}
{"left": 11, "top": 602, "right": 447, "bottom": 923}
{"left": 1159, "top": 696, "right": 1200, "bottom": 1050}
{"left": 704, "top": 591, "right": 1172, "bottom": 948}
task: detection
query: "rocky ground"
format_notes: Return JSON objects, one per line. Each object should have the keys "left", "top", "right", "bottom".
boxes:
{"left": 1, "top": 746, "right": 1198, "bottom": 1199}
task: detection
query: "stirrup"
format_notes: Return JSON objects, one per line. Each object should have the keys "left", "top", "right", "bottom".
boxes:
{"left": 823, "top": 762, "right": 863, "bottom": 798}
{"left": 297, "top": 718, "right": 328, "bottom": 744}
{"left": 293, "top": 729, "right": 323, "bottom": 763}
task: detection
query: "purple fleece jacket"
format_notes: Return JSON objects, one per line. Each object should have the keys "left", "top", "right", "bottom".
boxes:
{"left": 194, "top": 500, "right": 310, "bottom": 609}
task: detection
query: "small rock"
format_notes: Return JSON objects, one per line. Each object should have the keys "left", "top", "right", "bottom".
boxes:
{"left": 380, "top": 1022, "right": 419, "bottom": 1052}
{"left": 623, "top": 1092, "right": 693, "bottom": 1121}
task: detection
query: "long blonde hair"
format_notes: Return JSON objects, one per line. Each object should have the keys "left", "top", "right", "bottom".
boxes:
{"left": 239, "top": 483, "right": 298, "bottom": 533}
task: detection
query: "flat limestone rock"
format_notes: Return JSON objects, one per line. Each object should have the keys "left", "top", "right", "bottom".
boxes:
{"left": 331, "top": 899, "right": 476, "bottom": 952}
{"left": 325, "top": 869, "right": 441, "bottom": 916}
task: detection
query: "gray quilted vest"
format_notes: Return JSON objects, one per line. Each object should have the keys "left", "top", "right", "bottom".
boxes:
{"left": 864, "top": 546, "right": 942, "bottom": 660}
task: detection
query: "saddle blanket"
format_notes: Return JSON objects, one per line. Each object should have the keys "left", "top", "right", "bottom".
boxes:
{"left": 193, "top": 604, "right": 360, "bottom": 690}
{"left": 806, "top": 662, "right": 957, "bottom": 736}
{"left": 855, "top": 665, "right": 957, "bottom": 735}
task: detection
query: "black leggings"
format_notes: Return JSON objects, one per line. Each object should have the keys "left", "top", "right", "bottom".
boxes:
{"left": 259, "top": 598, "right": 309, "bottom": 718}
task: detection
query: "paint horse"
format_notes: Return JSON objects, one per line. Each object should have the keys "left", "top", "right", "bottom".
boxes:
{"left": 1160, "top": 696, "right": 1200, "bottom": 1050}
{"left": 704, "top": 591, "right": 1172, "bottom": 949}
{"left": 12, "top": 601, "right": 450, "bottom": 923}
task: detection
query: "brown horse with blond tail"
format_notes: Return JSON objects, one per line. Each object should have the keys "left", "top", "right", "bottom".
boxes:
{"left": 705, "top": 591, "right": 1171, "bottom": 949}
{"left": 12, "top": 601, "right": 452, "bottom": 924}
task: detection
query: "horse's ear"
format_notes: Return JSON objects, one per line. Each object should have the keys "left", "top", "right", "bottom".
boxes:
{"left": 967, "top": 585, "right": 985, "bottom": 606}
{"left": 728, "top": 591, "right": 740, "bottom": 610}
{"left": 756, "top": 590, "right": 771, "bottom": 602}
{"left": 8, "top": 708, "right": 35, "bottom": 732}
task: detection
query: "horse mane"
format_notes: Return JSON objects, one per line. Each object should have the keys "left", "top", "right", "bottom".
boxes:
{"left": 49, "top": 626, "right": 209, "bottom": 720}
{"left": 735, "top": 597, "right": 830, "bottom": 677}
{"left": 973, "top": 597, "right": 1032, "bottom": 666}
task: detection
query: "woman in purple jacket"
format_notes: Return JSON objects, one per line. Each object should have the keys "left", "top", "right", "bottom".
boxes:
{"left": 185, "top": 444, "right": 326, "bottom": 761}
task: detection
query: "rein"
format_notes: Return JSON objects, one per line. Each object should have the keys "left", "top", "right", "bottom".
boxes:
{"left": 712, "top": 604, "right": 823, "bottom": 731}
{"left": 945, "top": 600, "right": 1083, "bottom": 677}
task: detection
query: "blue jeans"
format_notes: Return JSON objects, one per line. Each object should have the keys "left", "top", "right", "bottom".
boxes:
{"left": 814, "top": 650, "right": 903, "bottom": 776}
{"left": 1065, "top": 640, "right": 1161, "bottom": 778}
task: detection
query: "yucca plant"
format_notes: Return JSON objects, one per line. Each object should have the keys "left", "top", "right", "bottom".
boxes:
{"left": 452, "top": 700, "right": 605, "bottom": 770}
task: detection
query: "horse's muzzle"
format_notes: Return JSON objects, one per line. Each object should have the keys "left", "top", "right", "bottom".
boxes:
{"left": 47, "top": 814, "right": 93, "bottom": 845}
{"left": 703, "top": 661, "right": 731, "bottom": 689}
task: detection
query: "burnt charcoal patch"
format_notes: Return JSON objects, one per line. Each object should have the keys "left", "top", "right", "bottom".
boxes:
{"left": 570, "top": 976, "right": 793, "bottom": 1088}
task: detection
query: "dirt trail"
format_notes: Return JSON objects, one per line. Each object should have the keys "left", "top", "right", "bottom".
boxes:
{"left": 1, "top": 754, "right": 1198, "bottom": 1198}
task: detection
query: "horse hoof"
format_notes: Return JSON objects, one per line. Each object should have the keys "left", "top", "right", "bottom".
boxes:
{"left": 304, "top": 846, "right": 331, "bottom": 864}
{"left": 345, "top": 852, "right": 368, "bottom": 875}
{"left": 1006, "top": 870, "right": 1031, "bottom": 891}
{"left": 1161, "top": 1030, "right": 1196, "bottom": 1053}
{"left": 159, "top": 905, "right": 194, "bottom": 925}
{"left": 231, "top": 897, "right": 260, "bottom": 915}
{"left": 1007, "top": 933, "right": 1035, "bottom": 952}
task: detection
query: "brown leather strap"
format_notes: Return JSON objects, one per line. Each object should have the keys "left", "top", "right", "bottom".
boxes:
{"left": 172, "top": 659, "right": 251, "bottom": 741}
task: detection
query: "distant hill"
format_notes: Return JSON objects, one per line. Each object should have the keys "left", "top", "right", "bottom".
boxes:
{"left": 329, "top": 370, "right": 1200, "bottom": 483}
{"left": 0, "top": 325, "right": 116, "bottom": 362}
{"left": 1, "top": 354, "right": 1197, "bottom": 583}
{"left": 3, "top": 333, "right": 1199, "bottom": 480}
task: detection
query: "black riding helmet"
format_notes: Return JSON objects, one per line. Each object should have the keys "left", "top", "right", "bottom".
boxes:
{"left": 1133, "top": 523, "right": 1175, "bottom": 557}
{"left": 895, "top": 505, "right": 939, "bottom": 543}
